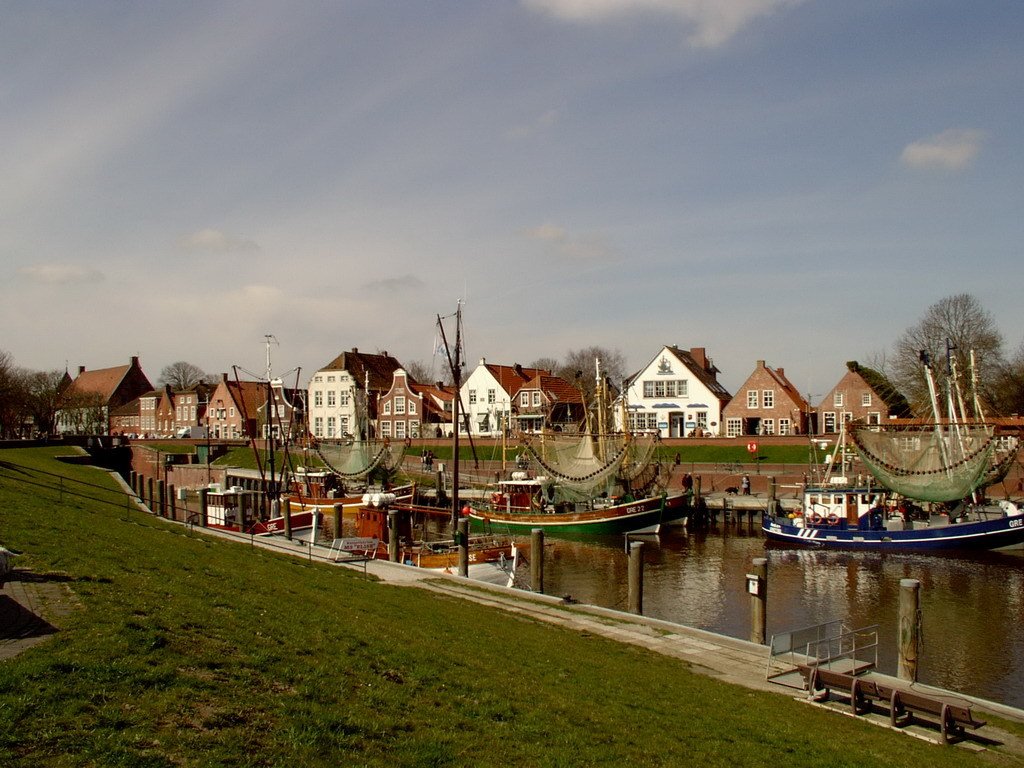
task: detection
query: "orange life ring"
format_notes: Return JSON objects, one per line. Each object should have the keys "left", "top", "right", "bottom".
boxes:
{"left": 809, "top": 512, "right": 822, "bottom": 524}
{"left": 827, "top": 513, "right": 840, "bottom": 526}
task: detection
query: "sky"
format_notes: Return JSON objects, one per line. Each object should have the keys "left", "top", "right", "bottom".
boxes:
{"left": 3, "top": 0, "right": 1023, "bottom": 398}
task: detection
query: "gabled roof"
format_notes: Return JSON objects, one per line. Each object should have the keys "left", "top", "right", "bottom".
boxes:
{"left": 519, "top": 374, "right": 584, "bottom": 404}
{"left": 628, "top": 346, "right": 731, "bottom": 400}
{"left": 756, "top": 361, "right": 808, "bottom": 411}
{"left": 409, "top": 382, "right": 453, "bottom": 420}
{"left": 63, "top": 357, "right": 152, "bottom": 405}
{"left": 482, "top": 363, "right": 548, "bottom": 398}
{"left": 317, "top": 348, "right": 404, "bottom": 391}
{"left": 844, "top": 361, "right": 912, "bottom": 416}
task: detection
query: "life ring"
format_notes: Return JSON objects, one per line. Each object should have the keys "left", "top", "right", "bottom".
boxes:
{"left": 809, "top": 512, "right": 822, "bottom": 525}
{"left": 827, "top": 513, "right": 840, "bottom": 526}
{"left": 490, "top": 492, "right": 504, "bottom": 504}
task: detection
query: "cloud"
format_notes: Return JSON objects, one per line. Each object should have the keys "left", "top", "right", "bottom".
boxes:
{"left": 177, "top": 228, "right": 260, "bottom": 253}
{"left": 19, "top": 264, "right": 104, "bottom": 284}
{"left": 506, "top": 109, "right": 560, "bottom": 139}
{"left": 899, "top": 129, "right": 985, "bottom": 171}
{"left": 522, "top": 0, "right": 806, "bottom": 48}
{"left": 364, "top": 275, "right": 425, "bottom": 292}
{"left": 524, "top": 223, "right": 616, "bottom": 261}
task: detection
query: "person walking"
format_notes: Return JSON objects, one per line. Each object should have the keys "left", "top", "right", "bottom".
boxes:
{"left": 741, "top": 474, "right": 751, "bottom": 495}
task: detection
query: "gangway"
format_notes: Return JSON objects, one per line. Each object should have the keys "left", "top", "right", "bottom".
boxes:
{"left": 766, "top": 619, "right": 879, "bottom": 689}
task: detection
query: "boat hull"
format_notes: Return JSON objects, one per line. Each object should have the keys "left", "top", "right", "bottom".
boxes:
{"left": 762, "top": 512, "right": 1024, "bottom": 551}
{"left": 468, "top": 493, "right": 686, "bottom": 536}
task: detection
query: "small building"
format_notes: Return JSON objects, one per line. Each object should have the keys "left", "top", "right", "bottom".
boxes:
{"left": 307, "top": 348, "right": 404, "bottom": 440}
{"left": 818, "top": 361, "right": 912, "bottom": 434}
{"left": 206, "top": 374, "right": 265, "bottom": 440}
{"left": 513, "top": 373, "right": 586, "bottom": 433}
{"left": 377, "top": 370, "right": 454, "bottom": 440}
{"left": 722, "top": 360, "right": 809, "bottom": 437}
{"left": 617, "top": 346, "right": 731, "bottom": 438}
{"left": 461, "top": 360, "right": 547, "bottom": 436}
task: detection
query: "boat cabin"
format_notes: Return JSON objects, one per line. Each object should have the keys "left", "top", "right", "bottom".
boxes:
{"left": 800, "top": 485, "right": 887, "bottom": 530}
{"left": 206, "top": 485, "right": 261, "bottom": 529}
{"left": 492, "top": 475, "right": 552, "bottom": 513}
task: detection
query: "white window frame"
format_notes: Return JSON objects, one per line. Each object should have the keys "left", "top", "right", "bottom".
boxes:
{"left": 746, "top": 390, "right": 758, "bottom": 409}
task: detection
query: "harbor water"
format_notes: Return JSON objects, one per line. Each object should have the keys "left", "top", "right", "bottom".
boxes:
{"left": 531, "top": 521, "right": 1024, "bottom": 708}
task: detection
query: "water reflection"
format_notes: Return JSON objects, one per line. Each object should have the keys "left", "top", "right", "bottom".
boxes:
{"left": 537, "top": 524, "right": 1024, "bottom": 708}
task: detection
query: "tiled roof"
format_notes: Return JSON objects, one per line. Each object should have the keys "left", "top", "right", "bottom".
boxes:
{"left": 484, "top": 364, "right": 548, "bottom": 398}
{"left": 521, "top": 374, "right": 584, "bottom": 404}
{"left": 65, "top": 364, "right": 132, "bottom": 403}
{"left": 318, "top": 349, "right": 404, "bottom": 391}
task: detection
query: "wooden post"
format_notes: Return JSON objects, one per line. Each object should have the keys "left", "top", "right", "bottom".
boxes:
{"left": 530, "top": 528, "right": 544, "bottom": 594}
{"left": 156, "top": 479, "right": 165, "bottom": 517}
{"left": 767, "top": 476, "right": 777, "bottom": 517}
{"left": 749, "top": 557, "right": 767, "bottom": 644}
{"left": 129, "top": 471, "right": 138, "bottom": 497}
{"left": 693, "top": 475, "right": 702, "bottom": 508}
{"left": 628, "top": 540, "right": 644, "bottom": 615}
{"left": 199, "top": 487, "right": 209, "bottom": 527}
{"left": 147, "top": 477, "right": 154, "bottom": 513}
{"left": 168, "top": 484, "right": 176, "bottom": 521}
{"left": 898, "top": 578, "right": 920, "bottom": 682}
{"left": 457, "top": 517, "right": 470, "bottom": 577}
{"left": 333, "top": 503, "right": 343, "bottom": 541}
{"left": 282, "top": 498, "right": 292, "bottom": 540}
{"left": 388, "top": 510, "right": 400, "bottom": 562}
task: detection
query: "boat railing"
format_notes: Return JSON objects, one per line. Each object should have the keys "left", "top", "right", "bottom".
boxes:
{"left": 766, "top": 619, "right": 879, "bottom": 685}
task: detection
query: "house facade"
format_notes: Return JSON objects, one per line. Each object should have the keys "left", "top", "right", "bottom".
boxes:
{"left": 818, "top": 361, "right": 912, "bottom": 434}
{"left": 173, "top": 384, "right": 211, "bottom": 436}
{"left": 307, "top": 348, "right": 403, "bottom": 440}
{"left": 256, "top": 381, "right": 304, "bottom": 440}
{"left": 513, "top": 374, "right": 585, "bottom": 433}
{"left": 617, "top": 346, "right": 731, "bottom": 438}
{"left": 722, "top": 360, "right": 809, "bottom": 437}
{"left": 461, "top": 360, "right": 547, "bottom": 436}
{"left": 206, "top": 374, "right": 264, "bottom": 439}
{"left": 57, "top": 356, "right": 153, "bottom": 435}
{"left": 376, "top": 369, "right": 454, "bottom": 440}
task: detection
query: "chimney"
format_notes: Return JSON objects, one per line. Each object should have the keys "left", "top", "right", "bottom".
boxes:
{"left": 352, "top": 347, "right": 358, "bottom": 354}
{"left": 78, "top": 365, "right": 86, "bottom": 375}
{"left": 514, "top": 363, "right": 523, "bottom": 375}
{"left": 690, "top": 347, "right": 708, "bottom": 369}
{"left": 756, "top": 360, "right": 765, "bottom": 369}
{"left": 221, "top": 373, "right": 229, "bottom": 383}
{"left": 130, "top": 355, "right": 139, "bottom": 367}
{"left": 777, "top": 367, "right": 784, "bottom": 377}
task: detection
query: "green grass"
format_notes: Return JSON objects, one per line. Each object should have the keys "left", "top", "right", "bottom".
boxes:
{"left": 1, "top": 447, "right": 1013, "bottom": 766}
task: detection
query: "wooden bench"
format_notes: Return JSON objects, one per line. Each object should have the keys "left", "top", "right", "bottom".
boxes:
{"left": 799, "top": 665, "right": 986, "bottom": 744}
{"left": 882, "top": 686, "right": 986, "bottom": 745}
{"left": 327, "top": 538, "right": 379, "bottom": 575}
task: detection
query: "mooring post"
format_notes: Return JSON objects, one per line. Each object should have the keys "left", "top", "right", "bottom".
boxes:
{"left": 767, "top": 476, "right": 777, "bottom": 517}
{"left": 147, "top": 477, "right": 155, "bottom": 513}
{"left": 749, "top": 557, "right": 768, "bottom": 644}
{"left": 388, "top": 510, "right": 400, "bottom": 562}
{"left": 628, "top": 540, "right": 644, "bottom": 615}
{"left": 898, "top": 578, "right": 920, "bottom": 682}
{"left": 282, "top": 498, "right": 292, "bottom": 540}
{"left": 198, "top": 487, "right": 209, "bottom": 527}
{"left": 168, "top": 484, "right": 176, "bottom": 520}
{"left": 530, "top": 528, "right": 544, "bottom": 594}
{"left": 457, "top": 516, "right": 470, "bottom": 577}
{"left": 129, "top": 471, "right": 138, "bottom": 497}
{"left": 156, "top": 479, "right": 165, "bottom": 517}
{"left": 333, "top": 503, "right": 343, "bottom": 541}
{"left": 693, "top": 475, "right": 702, "bottom": 508}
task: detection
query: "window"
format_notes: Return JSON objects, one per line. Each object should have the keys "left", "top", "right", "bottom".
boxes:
{"left": 746, "top": 390, "right": 758, "bottom": 408}
{"left": 314, "top": 417, "right": 323, "bottom": 437}
{"left": 314, "top": 375, "right": 322, "bottom": 383}
{"left": 677, "top": 380, "right": 688, "bottom": 397}
{"left": 395, "top": 420, "right": 406, "bottom": 439}
{"left": 533, "top": 392, "right": 541, "bottom": 406}
{"left": 469, "top": 389, "right": 477, "bottom": 405}
{"left": 380, "top": 421, "right": 392, "bottom": 438}
{"left": 229, "top": 407, "right": 235, "bottom": 417}
{"left": 521, "top": 392, "right": 530, "bottom": 406}
{"left": 383, "top": 402, "right": 391, "bottom": 415}
{"left": 643, "top": 381, "right": 655, "bottom": 398}
{"left": 867, "top": 412, "right": 881, "bottom": 425}
{"left": 779, "top": 418, "right": 791, "bottom": 436}
{"left": 327, "top": 390, "right": 336, "bottom": 407}
{"left": 410, "top": 420, "right": 419, "bottom": 437}
{"left": 327, "top": 417, "right": 335, "bottom": 438}
{"left": 833, "top": 391, "right": 844, "bottom": 407}
{"left": 629, "top": 412, "right": 658, "bottom": 431}
{"left": 823, "top": 412, "right": 836, "bottom": 433}
{"left": 726, "top": 418, "right": 742, "bottom": 437}
{"left": 696, "top": 411, "right": 708, "bottom": 429}
{"left": 654, "top": 380, "right": 666, "bottom": 398}
{"left": 762, "top": 390, "right": 774, "bottom": 409}
{"left": 190, "top": 406, "right": 196, "bottom": 420}
{"left": 314, "top": 391, "right": 323, "bottom": 407}
{"left": 487, "top": 389, "right": 496, "bottom": 404}
{"left": 762, "top": 419, "right": 775, "bottom": 435}
{"left": 327, "top": 375, "right": 335, "bottom": 382}
{"left": 394, "top": 396, "right": 405, "bottom": 415}
{"left": 408, "top": 401, "right": 417, "bottom": 415}
{"left": 862, "top": 392, "right": 872, "bottom": 407}
{"left": 339, "top": 417, "right": 348, "bottom": 433}
{"left": 339, "top": 391, "right": 350, "bottom": 406}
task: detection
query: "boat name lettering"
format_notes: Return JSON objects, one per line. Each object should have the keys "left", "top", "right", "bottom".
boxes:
{"left": 1010, "top": 518, "right": 1023, "bottom": 528}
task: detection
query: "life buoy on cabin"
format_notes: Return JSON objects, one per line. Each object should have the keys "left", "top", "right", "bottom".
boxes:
{"left": 827, "top": 513, "right": 840, "bottom": 526}
{"left": 809, "top": 512, "right": 822, "bottom": 525}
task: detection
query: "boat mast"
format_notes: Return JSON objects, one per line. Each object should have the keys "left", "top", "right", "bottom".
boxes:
{"left": 920, "top": 350, "right": 952, "bottom": 475}
{"left": 595, "top": 357, "right": 605, "bottom": 461}
{"left": 265, "top": 334, "right": 278, "bottom": 502}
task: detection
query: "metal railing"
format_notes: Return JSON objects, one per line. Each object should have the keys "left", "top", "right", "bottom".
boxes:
{"left": 766, "top": 619, "right": 879, "bottom": 682}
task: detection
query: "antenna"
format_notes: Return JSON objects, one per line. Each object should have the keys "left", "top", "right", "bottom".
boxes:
{"left": 264, "top": 334, "right": 279, "bottom": 381}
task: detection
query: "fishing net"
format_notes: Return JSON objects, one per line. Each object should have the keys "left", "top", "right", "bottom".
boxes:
{"left": 522, "top": 432, "right": 659, "bottom": 502}
{"left": 851, "top": 424, "right": 998, "bottom": 502}
{"left": 315, "top": 438, "right": 404, "bottom": 480}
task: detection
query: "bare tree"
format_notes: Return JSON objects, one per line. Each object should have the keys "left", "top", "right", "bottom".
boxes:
{"left": 0, "top": 351, "right": 25, "bottom": 437}
{"left": 23, "top": 368, "right": 70, "bottom": 436}
{"left": 992, "top": 340, "right": 1024, "bottom": 416}
{"left": 159, "top": 361, "right": 209, "bottom": 390}
{"left": 528, "top": 357, "right": 560, "bottom": 374}
{"left": 553, "top": 346, "right": 628, "bottom": 411}
{"left": 890, "top": 294, "right": 1005, "bottom": 415}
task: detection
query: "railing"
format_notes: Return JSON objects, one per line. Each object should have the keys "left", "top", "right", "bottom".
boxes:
{"left": 0, "top": 460, "right": 138, "bottom": 517}
{"left": 766, "top": 619, "right": 879, "bottom": 682}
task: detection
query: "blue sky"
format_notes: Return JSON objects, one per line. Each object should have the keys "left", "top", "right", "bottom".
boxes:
{"left": 3, "top": 1, "right": 1022, "bottom": 397}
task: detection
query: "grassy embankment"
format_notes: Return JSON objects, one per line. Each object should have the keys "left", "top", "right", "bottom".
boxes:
{"left": 2, "top": 447, "right": 1010, "bottom": 766}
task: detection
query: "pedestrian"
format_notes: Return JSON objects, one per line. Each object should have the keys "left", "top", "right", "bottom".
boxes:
{"left": 741, "top": 474, "right": 750, "bottom": 495}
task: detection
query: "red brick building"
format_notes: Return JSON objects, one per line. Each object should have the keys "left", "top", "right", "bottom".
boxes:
{"left": 723, "top": 360, "right": 808, "bottom": 437}
{"left": 57, "top": 356, "right": 153, "bottom": 435}
{"left": 817, "top": 361, "right": 911, "bottom": 434}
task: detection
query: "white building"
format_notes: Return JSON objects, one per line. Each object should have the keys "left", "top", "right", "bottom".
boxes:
{"left": 617, "top": 346, "right": 732, "bottom": 438}
{"left": 306, "top": 348, "right": 403, "bottom": 440}
{"left": 460, "top": 359, "right": 546, "bottom": 436}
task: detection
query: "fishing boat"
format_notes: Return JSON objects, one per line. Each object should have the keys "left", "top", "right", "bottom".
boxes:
{"left": 468, "top": 358, "right": 686, "bottom": 535}
{"left": 763, "top": 348, "right": 1024, "bottom": 551}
